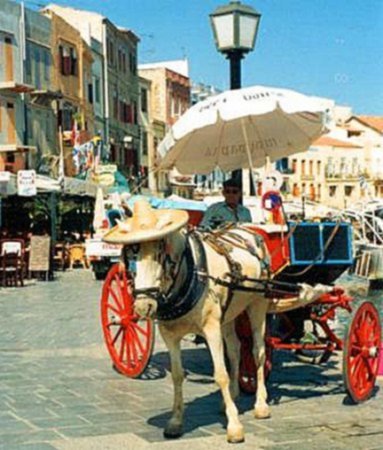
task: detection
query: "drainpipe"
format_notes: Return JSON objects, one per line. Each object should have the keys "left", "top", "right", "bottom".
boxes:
{"left": 102, "top": 20, "right": 109, "bottom": 160}
{"left": 20, "top": 2, "right": 28, "bottom": 158}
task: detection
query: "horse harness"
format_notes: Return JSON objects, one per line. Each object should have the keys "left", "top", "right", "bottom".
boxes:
{"left": 134, "top": 231, "right": 209, "bottom": 321}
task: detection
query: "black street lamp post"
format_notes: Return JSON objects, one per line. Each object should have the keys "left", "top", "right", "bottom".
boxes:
{"left": 210, "top": 1, "right": 261, "bottom": 184}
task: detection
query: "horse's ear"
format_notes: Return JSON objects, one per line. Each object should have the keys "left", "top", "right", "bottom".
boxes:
{"left": 156, "top": 214, "right": 173, "bottom": 230}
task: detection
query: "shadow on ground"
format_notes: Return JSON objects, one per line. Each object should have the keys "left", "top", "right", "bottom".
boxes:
{"left": 144, "top": 346, "right": 353, "bottom": 438}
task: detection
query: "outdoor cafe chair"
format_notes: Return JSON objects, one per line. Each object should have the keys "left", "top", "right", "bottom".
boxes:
{"left": 0, "top": 239, "right": 25, "bottom": 287}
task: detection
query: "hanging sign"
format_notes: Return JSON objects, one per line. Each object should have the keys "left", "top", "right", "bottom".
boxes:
{"left": 17, "top": 170, "right": 37, "bottom": 196}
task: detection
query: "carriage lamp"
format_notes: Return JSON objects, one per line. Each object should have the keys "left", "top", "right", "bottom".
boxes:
{"left": 210, "top": 1, "right": 261, "bottom": 90}
{"left": 210, "top": 1, "right": 261, "bottom": 187}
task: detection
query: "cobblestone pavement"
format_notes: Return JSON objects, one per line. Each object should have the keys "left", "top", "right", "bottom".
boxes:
{"left": 0, "top": 270, "right": 382, "bottom": 450}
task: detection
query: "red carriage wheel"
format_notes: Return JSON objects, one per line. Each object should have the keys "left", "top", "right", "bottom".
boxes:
{"left": 101, "top": 263, "right": 155, "bottom": 378}
{"left": 236, "top": 312, "right": 272, "bottom": 394}
{"left": 343, "top": 301, "right": 381, "bottom": 403}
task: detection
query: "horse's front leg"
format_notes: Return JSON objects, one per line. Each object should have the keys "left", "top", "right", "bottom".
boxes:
{"left": 204, "top": 318, "right": 244, "bottom": 443}
{"left": 247, "top": 302, "right": 270, "bottom": 419}
{"left": 222, "top": 321, "right": 241, "bottom": 401}
{"left": 159, "top": 325, "right": 184, "bottom": 438}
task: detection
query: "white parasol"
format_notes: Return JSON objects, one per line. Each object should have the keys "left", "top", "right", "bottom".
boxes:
{"left": 93, "top": 187, "right": 106, "bottom": 231}
{"left": 158, "top": 85, "right": 330, "bottom": 174}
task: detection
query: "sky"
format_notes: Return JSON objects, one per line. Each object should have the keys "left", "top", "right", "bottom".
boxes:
{"left": 28, "top": 0, "right": 383, "bottom": 115}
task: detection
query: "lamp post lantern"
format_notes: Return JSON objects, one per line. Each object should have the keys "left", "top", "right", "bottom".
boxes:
{"left": 210, "top": 0, "right": 261, "bottom": 183}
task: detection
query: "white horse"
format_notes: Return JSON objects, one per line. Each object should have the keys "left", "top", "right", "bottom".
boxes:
{"left": 130, "top": 226, "right": 330, "bottom": 443}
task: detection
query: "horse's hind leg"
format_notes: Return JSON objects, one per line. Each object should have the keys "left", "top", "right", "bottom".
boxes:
{"left": 160, "top": 325, "right": 184, "bottom": 439}
{"left": 204, "top": 318, "right": 244, "bottom": 443}
{"left": 222, "top": 321, "right": 241, "bottom": 401}
{"left": 247, "top": 302, "right": 270, "bottom": 419}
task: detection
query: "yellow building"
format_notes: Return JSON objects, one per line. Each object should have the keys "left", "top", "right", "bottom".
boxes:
{"left": 283, "top": 135, "right": 364, "bottom": 209}
{"left": 42, "top": 9, "right": 94, "bottom": 175}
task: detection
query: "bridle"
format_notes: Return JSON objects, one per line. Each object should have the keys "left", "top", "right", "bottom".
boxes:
{"left": 132, "top": 236, "right": 189, "bottom": 305}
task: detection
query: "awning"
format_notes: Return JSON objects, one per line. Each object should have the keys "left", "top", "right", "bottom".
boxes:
{"left": 0, "top": 172, "right": 61, "bottom": 196}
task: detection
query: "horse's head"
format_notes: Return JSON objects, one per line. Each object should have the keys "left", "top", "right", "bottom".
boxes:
{"left": 102, "top": 200, "right": 189, "bottom": 319}
{"left": 125, "top": 240, "right": 161, "bottom": 318}
{"left": 128, "top": 232, "right": 187, "bottom": 319}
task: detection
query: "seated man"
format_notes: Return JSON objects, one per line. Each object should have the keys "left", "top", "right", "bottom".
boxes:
{"left": 200, "top": 178, "right": 252, "bottom": 229}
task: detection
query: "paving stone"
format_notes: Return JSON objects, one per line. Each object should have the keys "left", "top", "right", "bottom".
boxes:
{"left": 0, "top": 270, "right": 382, "bottom": 449}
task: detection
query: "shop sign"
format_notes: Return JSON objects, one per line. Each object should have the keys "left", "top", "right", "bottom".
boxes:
{"left": 91, "top": 164, "right": 117, "bottom": 186}
{"left": 17, "top": 170, "right": 37, "bottom": 196}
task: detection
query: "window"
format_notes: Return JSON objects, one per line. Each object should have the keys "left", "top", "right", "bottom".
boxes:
{"left": 309, "top": 160, "right": 313, "bottom": 176}
{"left": 44, "top": 51, "right": 50, "bottom": 81}
{"left": 301, "top": 160, "right": 306, "bottom": 176}
{"left": 345, "top": 185, "right": 354, "bottom": 197}
{"left": 94, "top": 78, "right": 100, "bottom": 104}
{"left": 26, "top": 44, "right": 31, "bottom": 77}
{"left": 60, "top": 45, "right": 71, "bottom": 76}
{"left": 113, "top": 89, "right": 118, "bottom": 119}
{"left": 132, "top": 101, "right": 137, "bottom": 124}
{"left": 34, "top": 48, "right": 41, "bottom": 89}
{"left": 108, "top": 40, "right": 114, "bottom": 66}
{"left": 329, "top": 185, "right": 337, "bottom": 197}
{"left": 141, "top": 88, "right": 148, "bottom": 113}
{"left": 88, "top": 83, "right": 93, "bottom": 104}
{"left": 317, "top": 160, "right": 321, "bottom": 176}
{"left": 119, "top": 100, "right": 125, "bottom": 122}
{"left": 142, "top": 131, "right": 148, "bottom": 155}
{"left": 70, "top": 48, "right": 78, "bottom": 76}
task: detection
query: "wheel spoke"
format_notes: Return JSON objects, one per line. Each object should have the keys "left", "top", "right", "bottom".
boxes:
{"left": 106, "top": 303, "right": 120, "bottom": 316}
{"left": 109, "top": 286, "right": 124, "bottom": 312}
{"left": 128, "top": 327, "right": 139, "bottom": 366}
{"left": 119, "top": 330, "right": 126, "bottom": 362}
{"left": 131, "top": 321, "right": 150, "bottom": 337}
{"left": 113, "top": 274, "right": 128, "bottom": 309}
{"left": 125, "top": 330, "right": 132, "bottom": 368}
{"left": 112, "top": 326, "right": 123, "bottom": 346}
{"left": 130, "top": 325, "right": 145, "bottom": 355}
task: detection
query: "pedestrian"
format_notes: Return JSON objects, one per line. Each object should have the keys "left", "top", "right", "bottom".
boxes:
{"left": 200, "top": 178, "right": 252, "bottom": 229}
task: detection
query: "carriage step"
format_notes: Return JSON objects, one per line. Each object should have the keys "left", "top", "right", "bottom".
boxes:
{"left": 354, "top": 250, "right": 372, "bottom": 278}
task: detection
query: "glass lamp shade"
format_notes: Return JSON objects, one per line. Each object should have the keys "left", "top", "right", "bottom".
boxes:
{"left": 210, "top": 1, "right": 261, "bottom": 53}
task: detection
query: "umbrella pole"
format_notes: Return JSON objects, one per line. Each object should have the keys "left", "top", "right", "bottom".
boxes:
{"left": 241, "top": 118, "right": 258, "bottom": 198}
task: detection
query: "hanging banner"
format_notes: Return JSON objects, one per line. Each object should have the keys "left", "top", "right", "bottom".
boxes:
{"left": 17, "top": 170, "right": 37, "bottom": 196}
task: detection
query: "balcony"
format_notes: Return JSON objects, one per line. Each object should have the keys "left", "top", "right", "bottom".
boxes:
{"left": 0, "top": 81, "right": 34, "bottom": 94}
{"left": 301, "top": 173, "right": 315, "bottom": 180}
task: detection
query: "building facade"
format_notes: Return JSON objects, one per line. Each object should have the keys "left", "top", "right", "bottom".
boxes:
{"left": 139, "top": 61, "right": 190, "bottom": 193}
{"left": 42, "top": 5, "right": 140, "bottom": 178}
{"left": 345, "top": 116, "right": 383, "bottom": 197}
{"left": 0, "top": 0, "right": 57, "bottom": 174}
{"left": 138, "top": 76, "right": 156, "bottom": 192}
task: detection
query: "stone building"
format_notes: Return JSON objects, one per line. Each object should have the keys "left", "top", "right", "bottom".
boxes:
{"left": 0, "top": 0, "right": 57, "bottom": 174}
{"left": 41, "top": 9, "right": 94, "bottom": 176}
{"left": 345, "top": 116, "right": 383, "bottom": 198}
{"left": 282, "top": 134, "right": 365, "bottom": 209}
{"left": 138, "top": 60, "right": 190, "bottom": 193}
{"left": 42, "top": 5, "right": 140, "bottom": 177}
{"left": 138, "top": 76, "right": 156, "bottom": 192}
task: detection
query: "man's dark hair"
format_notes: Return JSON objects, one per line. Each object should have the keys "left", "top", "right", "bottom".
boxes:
{"left": 223, "top": 178, "right": 241, "bottom": 189}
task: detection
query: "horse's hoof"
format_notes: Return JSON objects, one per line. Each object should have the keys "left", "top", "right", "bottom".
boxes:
{"left": 254, "top": 406, "right": 271, "bottom": 419}
{"left": 164, "top": 423, "right": 183, "bottom": 439}
{"left": 227, "top": 425, "right": 245, "bottom": 444}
